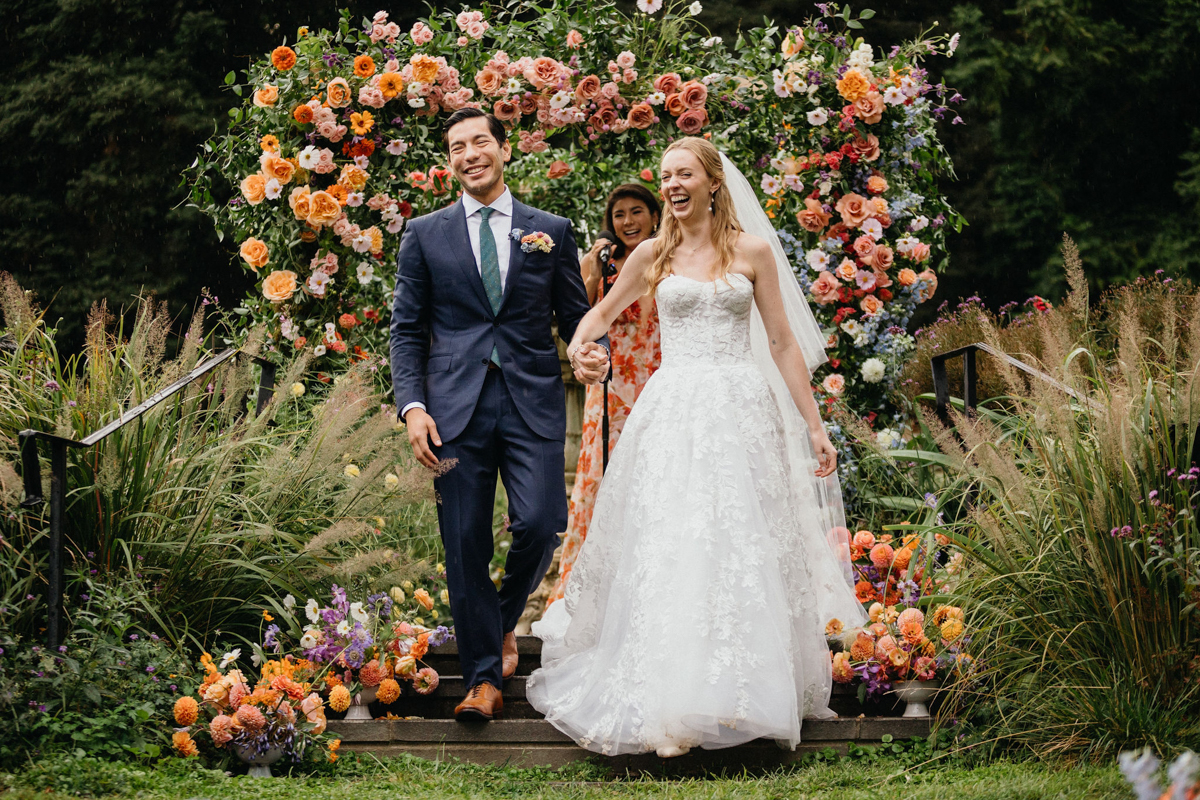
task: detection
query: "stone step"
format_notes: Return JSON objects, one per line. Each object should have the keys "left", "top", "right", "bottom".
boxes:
{"left": 329, "top": 716, "right": 931, "bottom": 770}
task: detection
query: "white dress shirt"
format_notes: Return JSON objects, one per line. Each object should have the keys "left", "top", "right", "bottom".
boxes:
{"left": 402, "top": 188, "right": 514, "bottom": 421}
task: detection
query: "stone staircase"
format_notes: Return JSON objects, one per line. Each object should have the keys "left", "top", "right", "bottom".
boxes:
{"left": 327, "top": 637, "right": 932, "bottom": 772}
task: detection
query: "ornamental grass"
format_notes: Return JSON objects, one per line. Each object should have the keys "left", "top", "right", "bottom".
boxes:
{"left": 0, "top": 274, "right": 441, "bottom": 649}
{"left": 855, "top": 238, "right": 1200, "bottom": 757}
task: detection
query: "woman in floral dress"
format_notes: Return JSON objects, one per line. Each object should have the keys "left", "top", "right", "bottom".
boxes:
{"left": 548, "top": 184, "right": 662, "bottom": 605}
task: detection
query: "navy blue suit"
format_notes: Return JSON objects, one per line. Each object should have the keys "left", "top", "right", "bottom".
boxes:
{"left": 390, "top": 196, "right": 603, "bottom": 689}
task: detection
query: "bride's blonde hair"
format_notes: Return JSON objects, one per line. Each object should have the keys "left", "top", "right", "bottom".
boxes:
{"left": 647, "top": 137, "right": 743, "bottom": 294}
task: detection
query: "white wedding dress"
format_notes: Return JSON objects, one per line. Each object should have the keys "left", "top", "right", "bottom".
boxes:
{"left": 528, "top": 270, "right": 864, "bottom": 755}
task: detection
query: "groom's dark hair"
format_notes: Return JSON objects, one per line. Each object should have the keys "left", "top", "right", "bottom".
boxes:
{"left": 442, "top": 108, "right": 508, "bottom": 150}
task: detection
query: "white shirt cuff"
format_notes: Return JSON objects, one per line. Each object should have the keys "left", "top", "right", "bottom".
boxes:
{"left": 400, "top": 402, "right": 426, "bottom": 420}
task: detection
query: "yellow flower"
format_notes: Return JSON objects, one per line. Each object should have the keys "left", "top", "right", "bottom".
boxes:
{"left": 328, "top": 684, "right": 352, "bottom": 712}
{"left": 389, "top": 586, "right": 406, "bottom": 604}
{"left": 290, "top": 382, "right": 305, "bottom": 397}
{"left": 350, "top": 111, "right": 374, "bottom": 136}
{"left": 384, "top": 473, "right": 399, "bottom": 490}
{"left": 344, "top": 464, "right": 361, "bottom": 478}
{"left": 435, "top": 563, "right": 444, "bottom": 574}
{"left": 373, "top": 516, "right": 386, "bottom": 528}
{"left": 297, "top": 26, "right": 309, "bottom": 38}
{"left": 940, "top": 619, "right": 964, "bottom": 642}
{"left": 439, "top": 589, "right": 449, "bottom": 605}
{"left": 413, "top": 616, "right": 424, "bottom": 627}
{"left": 401, "top": 580, "right": 414, "bottom": 591}
{"left": 825, "top": 618, "right": 843, "bottom": 637}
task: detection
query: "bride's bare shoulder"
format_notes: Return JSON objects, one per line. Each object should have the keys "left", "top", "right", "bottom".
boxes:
{"left": 732, "top": 231, "right": 773, "bottom": 280}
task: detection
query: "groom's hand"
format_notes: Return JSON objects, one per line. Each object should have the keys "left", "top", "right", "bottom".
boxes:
{"left": 573, "top": 343, "right": 610, "bottom": 386}
{"left": 405, "top": 408, "right": 442, "bottom": 468}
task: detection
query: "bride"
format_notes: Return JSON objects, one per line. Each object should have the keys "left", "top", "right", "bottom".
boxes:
{"left": 527, "top": 137, "right": 866, "bottom": 758}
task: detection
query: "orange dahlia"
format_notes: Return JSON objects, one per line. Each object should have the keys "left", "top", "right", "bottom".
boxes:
{"left": 849, "top": 631, "right": 875, "bottom": 661}
{"left": 172, "top": 730, "right": 199, "bottom": 757}
{"left": 376, "top": 678, "right": 401, "bottom": 704}
{"left": 272, "top": 46, "right": 297, "bottom": 71}
{"left": 173, "top": 695, "right": 199, "bottom": 726}
{"left": 359, "top": 659, "right": 384, "bottom": 687}
{"left": 329, "top": 684, "right": 352, "bottom": 713}
{"left": 854, "top": 580, "right": 877, "bottom": 604}
{"left": 293, "top": 104, "right": 314, "bottom": 124}
{"left": 235, "top": 703, "right": 267, "bottom": 733}
{"left": 354, "top": 55, "right": 376, "bottom": 77}
{"left": 869, "top": 543, "right": 895, "bottom": 569}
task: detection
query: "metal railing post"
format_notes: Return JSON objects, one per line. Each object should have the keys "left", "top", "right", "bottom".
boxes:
{"left": 255, "top": 359, "right": 278, "bottom": 416}
{"left": 46, "top": 440, "right": 66, "bottom": 649}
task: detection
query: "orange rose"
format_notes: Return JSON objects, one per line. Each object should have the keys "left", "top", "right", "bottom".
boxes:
{"left": 293, "top": 104, "right": 314, "bottom": 124}
{"left": 866, "top": 175, "right": 888, "bottom": 194}
{"left": 627, "top": 103, "right": 655, "bottom": 129}
{"left": 474, "top": 67, "right": 505, "bottom": 96}
{"left": 271, "top": 46, "right": 297, "bottom": 71}
{"left": 653, "top": 72, "right": 681, "bottom": 94}
{"left": 526, "top": 56, "right": 564, "bottom": 90}
{"left": 574, "top": 74, "right": 602, "bottom": 102}
{"left": 836, "top": 68, "right": 870, "bottom": 102}
{"left": 679, "top": 80, "right": 708, "bottom": 109}
{"left": 873, "top": 245, "right": 894, "bottom": 271}
{"left": 354, "top": 55, "right": 376, "bottom": 78}
{"left": 664, "top": 92, "right": 686, "bottom": 116}
{"left": 853, "top": 91, "right": 884, "bottom": 124}
{"left": 852, "top": 133, "right": 881, "bottom": 162}
{"left": 796, "top": 198, "right": 831, "bottom": 232}
{"left": 493, "top": 98, "right": 521, "bottom": 122}
{"left": 869, "top": 197, "right": 888, "bottom": 217}
{"left": 589, "top": 103, "right": 618, "bottom": 131}
{"left": 546, "top": 160, "right": 572, "bottom": 179}
{"left": 411, "top": 54, "right": 440, "bottom": 85}
{"left": 897, "top": 267, "right": 918, "bottom": 286}
{"left": 379, "top": 72, "right": 404, "bottom": 99}
{"left": 306, "top": 191, "right": 341, "bottom": 228}
{"left": 675, "top": 107, "right": 708, "bottom": 135}
{"left": 253, "top": 85, "right": 279, "bottom": 108}
{"left": 339, "top": 164, "right": 368, "bottom": 190}
{"left": 288, "top": 186, "right": 312, "bottom": 220}
{"left": 414, "top": 588, "right": 434, "bottom": 611}
{"left": 239, "top": 237, "right": 269, "bottom": 270}
{"left": 835, "top": 192, "right": 871, "bottom": 227}
{"left": 240, "top": 173, "right": 267, "bottom": 205}
{"left": 809, "top": 271, "right": 841, "bottom": 304}
{"left": 326, "top": 77, "right": 352, "bottom": 108}
{"left": 861, "top": 294, "right": 884, "bottom": 316}
{"left": 260, "top": 154, "right": 295, "bottom": 185}
{"left": 262, "top": 270, "right": 298, "bottom": 302}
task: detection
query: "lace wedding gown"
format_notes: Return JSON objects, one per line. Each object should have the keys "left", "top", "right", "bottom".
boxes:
{"left": 528, "top": 272, "right": 860, "bottom": 755}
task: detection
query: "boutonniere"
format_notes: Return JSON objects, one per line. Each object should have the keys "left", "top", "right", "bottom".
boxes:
{"left": 519, "top": 231, "right": 555, "bottom": 254}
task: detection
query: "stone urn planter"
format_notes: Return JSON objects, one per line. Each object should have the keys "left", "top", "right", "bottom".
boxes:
{"left": 234, "top": 742, "right": 286, "bottom": 778}
{"left": 343, "top": 685, "right": 378, "bottom": 721}
{"left": 891, "top": 680, "right": 939, "bottom": 718}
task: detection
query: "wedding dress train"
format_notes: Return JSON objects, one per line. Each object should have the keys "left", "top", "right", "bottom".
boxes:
{"left": 527, "top": 271, "right": 864, "bottom": 755}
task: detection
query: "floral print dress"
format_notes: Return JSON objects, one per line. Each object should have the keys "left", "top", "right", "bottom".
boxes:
{"left": 548, "top": 273, "right": 661, "bottom": 605}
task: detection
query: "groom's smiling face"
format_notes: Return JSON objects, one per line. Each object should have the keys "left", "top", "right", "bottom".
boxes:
{"left": 447, "top": 116, "right": 512, "bottom": 205}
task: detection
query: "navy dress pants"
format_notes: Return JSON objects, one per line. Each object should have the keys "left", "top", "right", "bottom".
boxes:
{"left": 432, "top": 369, "right": 566, "bottom": 689}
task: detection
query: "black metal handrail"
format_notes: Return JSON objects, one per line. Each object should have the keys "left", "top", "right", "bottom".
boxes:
{"left": 930, "top": 342, "right": 1096, "bottom": 420}
{"left": 18, "top": 348, "right": 278, "bottom": 647}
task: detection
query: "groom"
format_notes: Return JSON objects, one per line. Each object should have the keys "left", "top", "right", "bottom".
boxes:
{"left": 390, "top": 108, "right": 608, "bottom": 721}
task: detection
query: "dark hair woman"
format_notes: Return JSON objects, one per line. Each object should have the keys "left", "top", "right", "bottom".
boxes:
{"left": 548, "top": 183, "right": 663, "bottom": 606}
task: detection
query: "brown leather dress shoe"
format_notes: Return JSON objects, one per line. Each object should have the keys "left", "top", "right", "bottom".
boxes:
{"left": 454, "top": 682, "right": 503, "bottom": 721}
{"left": 502, "top": 631, "right": 519, "bottom": 679}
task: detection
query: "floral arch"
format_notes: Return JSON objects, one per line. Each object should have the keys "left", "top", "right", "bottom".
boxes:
{"left": 188, "top": 0, "right": 962, "bottom": 488}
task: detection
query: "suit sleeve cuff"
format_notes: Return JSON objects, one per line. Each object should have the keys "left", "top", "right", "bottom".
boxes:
{"left": 400, "top": 402, "right": 426, "bottom": 420}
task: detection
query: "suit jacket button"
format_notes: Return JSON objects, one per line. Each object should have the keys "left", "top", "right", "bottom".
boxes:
{"left": 481, "top": 358, "right": 489, "bottom": 365}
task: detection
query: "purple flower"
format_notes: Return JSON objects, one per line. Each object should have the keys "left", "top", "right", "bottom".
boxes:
{"left": 146, "top": 665, "right": 155, "bottom": 673}
{"left": 44, "top": 380, "right": 60, "bottom": 391}
{"left": 58, "top": 646, "right": 67, "bottom": 654}
{"left": 129, "top": 634, "right": 138, "bottom": 641}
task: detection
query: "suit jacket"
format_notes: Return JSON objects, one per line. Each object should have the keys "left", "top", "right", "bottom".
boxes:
{"left": 389, "top": 196, "right": 604, "bottom": 442}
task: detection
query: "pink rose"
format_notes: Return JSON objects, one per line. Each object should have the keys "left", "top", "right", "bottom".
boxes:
{"left": 675, "top": 107, "right": 709, "bottom": 134}
{"left": 616, "top": 50, "right": 636, "bottom": 69}
{"left": 566, "top": 29, "right": 583, "bottom": 49}
{"left": 456, "top": 11, "right": 471, "bottom": 29}
{"left": 525, "top": 56, "right": 565, "bottom": 90}
{"left": 623, "top": 68, "right": 638, "bottom": 84}
{"left": 546, "top": 160, "right": 572, "bottom": 179}
{"left": 654, "top": 72, "right": 681, "bottom": 94}
{"left": 679, "top": 80, "right": 708, "bottom": 109}
{"left": 809, "top": 270, "right": 841, "bottom": 305}
{"left": 574, "top": 74, "right": 602, "bottom": 101}
{"left": 852, "top": 235, "right": 877, "bottom": 265}
{"left": 873, "top": 245, "right": 894, "bottom": 271}
{"left": 822, "top": 374, "right": 846, "bottom": 396}
{"left": 410, "top": 22, "right": 433, "bottom": 45}
{"left": 601, "top": 81, "right": 622, "bottom": 100}
{"left": 909, "top": 243, "right": 931, "bottom": 263}
{"left": 457, "top": 36, "right": 468, "bottom": 46}
{"left": 492, "top": 98, "right": 521, "bottom": 122}
{"left": 466, "top": 20, "right": 486, "bottom": 39}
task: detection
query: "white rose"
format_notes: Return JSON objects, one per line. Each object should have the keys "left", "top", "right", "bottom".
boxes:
{"left": 701, "top": 36, "right": 721, "bottom": 47}
{"left": 688, "top": 1, "right": 702, "bottom": 14}
{"left": 875, "top": 427, "right": 902, "bottom": 448}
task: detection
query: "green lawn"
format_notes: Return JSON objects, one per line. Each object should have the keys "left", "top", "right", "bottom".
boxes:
{"left": 3, "top": 753, "right": 1130, "bottom": 799}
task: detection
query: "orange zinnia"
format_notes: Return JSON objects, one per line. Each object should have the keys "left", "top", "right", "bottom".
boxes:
{"left": 854, "top": 580, "right": 877, "bottom": 604}
{"left": 293, "top": 104, "right": 314, "bottom": 124}
{"left": 272, "top": 46, "right": 297, "bottom": 71}
{"left": 354, "top": 55, "right": 376, "bottom": 77}
{"left": 378, "top": 72, "right": 404, "bottom": 98}
{"left": 260, "top": 134, "right": 279, "bottom": 152}
{"left": 350, "top": 110, "right": 374, "bottom": 136}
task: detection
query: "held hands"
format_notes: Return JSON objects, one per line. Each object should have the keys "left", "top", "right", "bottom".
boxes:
{"left": 570, "top": 341, "right": 610, "bottom": 385}
{"left": 810, "top": 426, "right": 839, "bottom": 478}
{"left": 405, "top": 407, "right": 441, "bottom": 468}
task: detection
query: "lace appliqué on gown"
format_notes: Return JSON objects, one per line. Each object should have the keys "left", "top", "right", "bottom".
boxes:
{"left": 527, "top": 273, "right": 860, "bottom": 755}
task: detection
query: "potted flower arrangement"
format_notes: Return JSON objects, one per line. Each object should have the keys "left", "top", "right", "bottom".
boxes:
{"left": 169, "top": 652, "right": 336, "bottom": 777}
{"left": 258, "top": 583, "right": 454, "bottom": 721}
{"left": 825, "top": 526, "right": 971, "bottom": 714}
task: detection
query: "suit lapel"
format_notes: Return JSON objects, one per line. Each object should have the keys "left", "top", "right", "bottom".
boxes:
{"left": 501, "top": 200, "right": 536, "bottom": 312}
{"left": 438, "top": 200, "right": 494, "bottom": 318}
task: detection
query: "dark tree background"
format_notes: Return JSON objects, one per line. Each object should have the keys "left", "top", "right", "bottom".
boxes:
{"left": 2, "top": 0, "right": 1198, "bottom": 349}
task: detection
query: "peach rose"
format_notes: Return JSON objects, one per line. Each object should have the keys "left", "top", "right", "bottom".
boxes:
{"left": 910, "top": 243, "right": 932, "bottom": 263}
{"left": 835, "top": 192, "right": 871, "bottom": 227}
{"left": 288, "top": 186, "right": 312, "bottom": 220}
{"left": 822, "top": 373, "right": 845, "bottom": 396}
{"left": 852, "top": 133, "right": 881, "bottom": 162}
{"left": 253, "top": 85, "right": 279, "bottom": 108}
{"left": 679, "top": 80, "right": 708, "bottom": 109}
{"left": 262, "top": 270, "right": 298, "bottom": 302}
{"left": 868, "top": 197, "right": 888, "bottom": 217}
{"left": 526, "top": 56, "right": 564, "bottom": 89}
{"left": 861, "top": 294, "right": 884, "bottom": 316}
{"left": 240, "top": 173, "right": 267, "bottom": 205}
{"left": 675, "top": 107, "right": 708, "bottom": 134}
{"left": 853, "top": 91, "right": 885, "bottom": 124}
{"left": 796, "top": 198, "right": 831, "bottom": 232}
{"left": 574, "top": 74, "right": 602, "bottom": 102}
{"left": 664, "top": 92, "right": 686, "bottom": 117}
{"left": 873, "top": 267, "right": 893, "bottom": 289}
{"left": 782, "top": 30, "right": 805, "bottom": 58}
{"left": 493, "top": 98, "right": 521, "bottom": 122}
{"left": 566, "top": 29, "right": 584, "bottom": 48}
{"left": 852, "top": 235, "right": 877, "bottom": 265}
{"left": 260, "top": 154, "right": 294, "bottom": 185}
{"left": 836, "top": 68, "right": 871, "bottom": 102}
{"left": 866, "top": 175, "right": 888, "bottom": 195}
{"left": 474, "top": 67, "right": 505, "bottom": 96}
{"left": 239, "top": 237, "right": 269, "bottom": 270}
{"left": 917, "top": 268, "right": 938, "bottom": 291}
{"left": 835, "top": 259, "right": 858, "bottom": 282}
{"left": 627, "top": 103, "right": 655, "bottom": 129}
{"left": 654, "top": 72, "right": 681, "bottom": 95}
{"left": 809, "top": 270, "right": 841, "bottom": 304}
{"left": 873, "top": 245, "right": 894, "bottom": 271}
{"left": 546, "top": 160, "right": 571, "bottom": 179}
{"left": 853, "top": 530, "right": 876, "bottom": 549}
{"left": 326, "top": 77, "right": 352, "bottom": 108}
{"left": 306, "top": 191, "right": 341, "bottom": 228}
{"left": 897, "top": 267, "right": 917, "bottom": 286}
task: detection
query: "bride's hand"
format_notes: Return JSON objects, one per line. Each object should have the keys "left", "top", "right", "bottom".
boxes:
{"left": 810, "top": 427, "right": 838, "bottom": 478}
